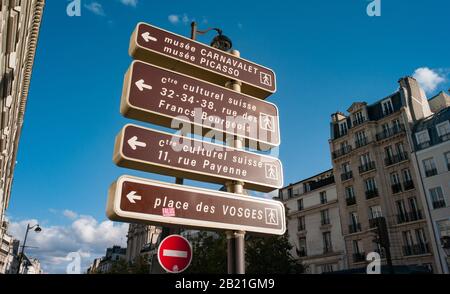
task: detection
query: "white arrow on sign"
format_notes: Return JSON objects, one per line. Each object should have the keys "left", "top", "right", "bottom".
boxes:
{"left": 126, "top": 191, "right": 142, "bottom": 204}
{"left": 135, "top": 79, "right": 153, "bottom": 92}
{"left": 141, "top": 32, "right": 158, "bottom": 42}
{"left": 127, "top": 136, "right": 147, "bottom": 150}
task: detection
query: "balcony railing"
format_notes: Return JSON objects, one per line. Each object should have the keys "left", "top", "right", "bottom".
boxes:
{"left": 349, "top": 223, "right": 362, "bottom": 234}
{"left": 353, "top": 252, "right": 366, "bottom": 262}
{"left": 365, "top": 189, "right": 379, "bottom": 199}
{"left": 323, "top": 246, "right": 333, "bottom": 254}
{"left": 341, "top": 171, "right": 353, "bottom": 182}
{"left": 332, "top": 145, "right": 353, "bottom": 159}
{"left": 403, "top": 180, "right": 415, "bottom": 191}
{"left": 321, "top": 218, "right": 331, "bottom": 226}
{"left": 385, "top": 152, "right": 409, "bottom": 166}
{"left": 403, "top": 243, "right": 429, "bottom": 256}
{"left": 355, "top": 137, "right": 369, "bottom": 148}
{"left": 417, "top": 141, "right": 431, "bottom": 150}
{"left": 391, "top": 183, "right": 402, "bottom": 194}
{"left": 346, "top": 197, "right": 356, "bottom": 206}
{"left": 432, "top": 200, "right": 446, "bottom": 209}
{"left": 352, "top": 117, "right": 366, "bottom": 127}
{"left": 376, "top": 124, "right": 405, "bottom": 141}
{"left": 425, "top": 168, "right": 438, "bottom": 177}
{"left": 369, "top": 218, "right": 379, "bottom": 229}
{"left": 397, "top": 210, "right": 423, "bottom": 224}
{"left": 296, "top": 248, "right": 307, "bottom": 257}
{"left": 359, "top": 161, "right": 376, "bottom": 174}
{"left": 439, "top": 133, "right": 450, "bottom": 142}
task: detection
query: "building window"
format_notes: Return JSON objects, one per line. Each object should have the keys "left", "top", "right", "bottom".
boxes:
{"left": 322, "top": 232, "right": 332, "bottom": 253}
{"left": 298, "top": 237, "right": 307, "bottom": 257}
{"left": 436, "top": 121, "right": 450, "bottom": 140}
{"left": 381, "top": 98, "right": 394, "bottom": 116}
{"left": 392, "top": 119, "right": 402, "bottom": 131}
{"left": 287, "top": 188, "right": 293, "bottom": 199}
{"left": 354, "top": 111, "right": 365, "bottom": 125}
{"left": 364, "top": 178, "right": 378, "bottom": 199}
{"left": 339, "top": 121, "right": 348, "bottom": 136}
{"left": 423, "top": 158, "right": 437, "bottom": 177}
{"left": 396, "top": 200, "right": 407, "bottom": 223}
{"left": 345, "top": 186, "right": 356, "bottom": 206}
{"left": 349, "top": 212, "right": 360, "bottom": 233}
{"left": 321, "top": 209, "right": 330, "bottom": 225}
{"left": 391, "top": 172, "right": 402, "bottom": 194}
{"left": 415, "top": 130, "right": 430, "bottom": 148}
{"left": 370, "top": 205, "right": 383, "bottom": 219}
{"left": 429, "top": 187, "right": 446, "bottom": 209}
{"left": 445, "top": 152, "right": 450, "bottom": 171}
{"left": 297, "top": 199, "right": 304, "bottom": 211}
{"left": 355, "top": 130, "right": 368, "bottom": 147}
{"left": 298, "top": 216, "right": 306, "bottom": 231}
{"left": 320, "top": 191, "right": 327, "bottom": 204}
{"left": 352, "top": 240, "right": 364, "bottom": 262}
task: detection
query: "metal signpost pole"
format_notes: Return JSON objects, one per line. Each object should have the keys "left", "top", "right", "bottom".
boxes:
{"left": 225, "top": 49, "right": 245, "bottom": 274}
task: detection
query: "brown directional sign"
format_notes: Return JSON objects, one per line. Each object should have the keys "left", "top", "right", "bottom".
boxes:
{"left": 121, "top": 61, "right": 280, "bottom": 149}
{"left": 107, "top": 176, "right": 286, "bottom": 235}
{"left": 129, "top": 22, "right": 276, "bottom": 99}
{"left": 113, "top": 124, "right": 283, "bottom": 192}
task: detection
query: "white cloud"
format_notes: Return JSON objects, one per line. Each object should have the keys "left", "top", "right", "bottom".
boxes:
{"left": 413, "top": 67, "right": 446, "bottom": 94}
{"left": 168, "top": 14, "right": 180, "bottom": 24}
{"left": 7, "top": 215, "right": 128, "bottom": 274}
{"left": 119, "top": 0, "right": 138, "bottom": 7}
{"left": 84, "top": 2, "right": 105, "bottom": 16}
{"left": 63, "top": 210, "right": 78, "bottom": 220}
{"left": 168, "top": 13, "right": 199, "bottom": 25}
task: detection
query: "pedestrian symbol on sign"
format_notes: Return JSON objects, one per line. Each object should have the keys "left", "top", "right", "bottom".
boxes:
{"left": 265, "top": 163, "right": 279, "bottom": 181}
{"left": 260, "top": 72, "right": 272, "bottom": 87}
{"left": 265, "top": 208, "right": 279, "bottom": 226}
{"left": 260, "top": 113, "right": 275, "bottom": 132}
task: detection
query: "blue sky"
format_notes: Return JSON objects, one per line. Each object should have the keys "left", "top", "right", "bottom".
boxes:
{"left": 5, "top": 0, "right": 450, "bottom": 273}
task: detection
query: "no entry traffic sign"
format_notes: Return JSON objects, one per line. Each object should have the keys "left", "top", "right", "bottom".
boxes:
{"left": 157, "top": 235, "right": 193, "bottom": 273}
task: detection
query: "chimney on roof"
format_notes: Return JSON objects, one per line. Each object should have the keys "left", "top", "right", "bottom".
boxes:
{"left": 398, "top": 76, "right": 433, "bottom": 121}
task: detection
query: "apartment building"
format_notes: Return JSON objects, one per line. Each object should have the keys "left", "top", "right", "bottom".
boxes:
{"left": 126, "top": 224, "right": 161, "bottom": 264}
{"left": 411, "top": 99, "right": 450, "bottom": 273}
{"left": 329, "top": 77, "right": 439, "bottom": 272}
{"left": 280, "top": 170, "right": 347, "bottom": 273}
{"left": 0, "top": 0, "right": 45, "bottom": 241}
{"left": 87, "top": 245, "right": 127, "bottom": 274}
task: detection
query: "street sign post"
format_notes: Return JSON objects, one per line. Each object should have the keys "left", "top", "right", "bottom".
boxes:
{"left": 113, "top": 124, "right": 283, "bottom": 192}
{"left": 129, "top": 22, "right": 276, "bottom": 99}
{"left": 107, "top": 175, "right": 286, "bottom": 235}
{"left": 121, "top": 60, "right": 280, "bottom": 149}
{"left": 157, "top": 235, "right": 193, "bottom": 273}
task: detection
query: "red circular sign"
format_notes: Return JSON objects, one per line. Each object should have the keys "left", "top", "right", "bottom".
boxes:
{"left": 157, "top": 235, "right": 193, "bottom": 273}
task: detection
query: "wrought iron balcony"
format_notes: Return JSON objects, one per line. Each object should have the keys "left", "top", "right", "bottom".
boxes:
{"left": 352, "top": 252, "right": 366, "bottom": 262}
{"left": 385, "top": 152, "right": 409, "bottom": 166}
{"left": 397, "top": 210, "right": 423, "bottom": 224}
{"left": 403, "top": 180, "right": 415, "bottom": 191}
{"left": 359, "top": 162, "right": 376, "bottom": 174}
{"left": 341, "top": 171, "right": 353, "bottom": 182}
{"left": 346, "top": 197, "right": 356, "bottom": 206}
{"left": 425, "top": 168, "right": 438, "bottom": 177}
{"left": 349, "top": 223, "right": 362, "bottom": 234}
{"left": 391, "top": 183, "right": 402, "bottom": 194}
{"left": 296, "top": 248, "right": 307, "bottom": 257}
{"left": 332, "top": 145, "right": 353, "bottom": 159}
{"left": 321, "top": 218, "right": 331, "bottom": 226}
{"left": 432, "top": 200, "right": 446, "bottom": 209}
{"left": 365, "top": 189, "right": 379, "bottom": 199}
{"left": 403, "top": 243, "right": 429, "bottom": 256}
{"left": 376, "top": 124, "right": 405, "bottom": 141}
{"left": 355, "top": 137, "right": 369, "bottom": 148}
